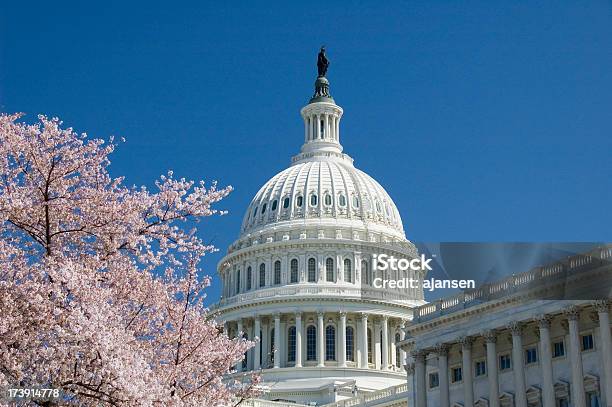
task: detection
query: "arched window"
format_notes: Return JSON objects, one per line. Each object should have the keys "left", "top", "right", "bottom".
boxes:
{"left": 344, "top": 259, "right": 352, "bottom": 283}
{"left": 290, "top": 259, "right": 298, "bottom": 283}
{"left": 259, "top": 263, "right": 266, "bottom": 287}
{"left": 271, "top": 200, "right": 278, "bottom": 211}
{"left": 247, "top": 266, "right": 252, "bottom": 290}
{"left": 326, "top": 257, "right": 334, "bottom": 282}
{"left": 375, "top": 201, "right": 381, "bottom": 213}
{"left": 326, "top": 325, "right": 336, "bottom": 361}
{"left": 367, "top": 328, "right": 373, "bottom": 363}
{"left": 352, "top": 196, "right": 359, "bottom": 208}
{"left": 320, "top": 119, "right": 325, "bottom": 138}
{"left": 339, "top": 194, "right": 346, "bottom": 207}
{"left": 270, "top": 328, "right": 275, "bottom": 365}
{"left": 361, "top": 260, "right": 370, "bottom": 285}
{"left": 262, "top": 203, "right": 267, "bottom": 214}
{"left": 395, "top": 333, "right": 401, "bottom": 368}
{"left": 274, "top": 260, "right": 281, "bottom": 285}
{"left": 236, "top": 269, "right": 241, "bottom": 293}
{"left": 310, "top": 194, "right": 318, "bottom": 207}
{"left": 324, "top": 194, "right": 332, "bottom": 206}
{"left": 242, "top": 333, "right": 249, "bottom": 369}
{"left": 288, "top": 326, "right": 296, "bottom": 363}
{"left": 346, "top": 326, "right": 354, "bottom": 362}
{"left": 283, "top": 197, "right": 290, "bottom": 209}
{"left": 308, "top": 258, "right": 316, "bottom": 282}
{"left": 253, "top": 206, "right": 258, "bottom": 218}
{"left": 306, "top": 326, "right": 317, "bottom": 361}
{"left": 296, "top": 196, "right": 303, "bottom": 207}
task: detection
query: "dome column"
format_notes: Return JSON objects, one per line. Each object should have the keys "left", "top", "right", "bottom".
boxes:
{"left": 273, "top": 313, "right": 281, "bottom": 368}
{"left": 236, "top": 319, "right": 244, "bottom": 373}
{"left": 339, "top": 312, "right": 347, "bottom": 368}
{"left": 360, "top": 313, "right": 369, "bottom": 369}
{"left": 381, "top": 316, "right": 389, "bottom": 370}
{"left": 295, "top": 312, "right": 303, "bottom": 368}
{"left": 254, "top": 316, "right": 261, "bottom": 370}
{"left": 317, "top": 311, "right": 325, "bottom": 367}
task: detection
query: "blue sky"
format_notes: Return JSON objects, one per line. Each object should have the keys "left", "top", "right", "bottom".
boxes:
{"left": 1, "top": 1, "right": 611, "bottom": 302}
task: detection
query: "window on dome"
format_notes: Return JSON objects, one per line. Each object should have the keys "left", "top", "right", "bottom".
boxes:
{"left": 288, "top": 326, "right": 296, "bottom": 362}
{"left": 352, "top": 196, "right": 359, "bottom": 208}
{"left": 385, "top": 204, "right": 390, "bottom": 216}
{"left": 320, "top": 120, "right": 325, "bottom": 138}
{"left": 338, "top": 194, "right": 346, "bottom": 206}
{"left": 274, "top": 260, "right": 281, "bottom": 285}
{"left": 261, "top": 203, "right": 267, "bottom": 214}
{"left": 375, "top": 201, "right": 381, "bottom": 212}
{"left": 235, "top": 269, "right": 241, "bottom": 294}
{"left": 270, "top": 328, "right": 275, "bottom": 364}
{"left": 395, "top": 333, "right": 401, "bottom": 367}
{"left": 310, "top": 194, "right": 318, "bottom": 206}
{"left": 361, "top": 260, "right": 370, "bottom": 285}
{"left": 246, "top": 267, "right": 252, "bottom": 290}
{"left": 324, "top": 194, "right": 332, "bottom": 206}
{"left": 344, "top": 259, "right": 352, "bottom": 283}
{"left": 296, "top": 196, "right": 303, "bottom": 207}
{"left": 325, "top": 325, "right": 336, "bottom": 361}
{"left": 283, "top": 197, "right": 290, "bottom": 209}
{"left": 271, "top": 200, "right": 278, "bottom": 211}
{"left": 308, "top": 258, "right": 316, "bottom": 282}
{"left": 242, "top": 333, "right": 249, "bottom": 368}
{"left": 253, "top": 207, "right": 258, "bottom": 218}
{"left": 326, "top": 258, "right": 334, "bottom": 282}
{"left": 290, "top": 259, "right": 298, "bottom": 283}
{"left": 346, "top": 326, "right": 354, "bottom": 361}
{"left": 259, "top": 263, "right": 266, "bottom": 287}
{"left": 306, "top": 326, "right": 317, "bottom": 361}
{"left": 367, "top": 328, "right": 373, "bottom": 363}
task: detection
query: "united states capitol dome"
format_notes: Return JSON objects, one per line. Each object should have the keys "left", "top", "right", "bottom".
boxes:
{"left": 239, "top": 75, "right": 406, "bottom": 241}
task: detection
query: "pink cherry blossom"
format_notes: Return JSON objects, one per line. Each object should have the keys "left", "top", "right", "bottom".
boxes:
{"left": 0, "top": 113, "right": 259, "bottom": 406}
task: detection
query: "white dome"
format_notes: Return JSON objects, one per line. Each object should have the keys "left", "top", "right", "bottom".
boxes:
{"left": 240, "top": 159, "right": 406, "bottom": 238}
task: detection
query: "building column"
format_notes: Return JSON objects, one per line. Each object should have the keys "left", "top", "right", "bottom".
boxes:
{"left": 565, "top": 306, "right": 587, "bottom": 407}
{"left": 274, "top": 313, "right": 281, "bottom": 368}
{"left": 324, "top": 114, "right": 329, "bottom": 139}
{"left": 236, "top": 319, "right": 244, "bottom": 372}
{"left": 339, "top": 312, "right": 347, "bottom": 368}
{"left": 412, "top": 350, "right": 427, "bottom": 407}
{"left": 483, "top": 330, "right": 500, "bottom": 407}
{"left": 254, "top": 315, "right": 261, "bottom": 370}
{"left": 295, "top": 312, "right": 303, "bottom": 368}
{"left": 381, "top": 316, "right": 389, "bottom": 370}
{"left": 335, "top": 114, "right": 340, "bottom": 141}
{"left": 459, "top": 336, "right": 474, "bottom": 407}
{"left": 535, "top": 315, "right": 555, "bottom": 407}
{"left": 304, "top": 117, "right": 308, "bottom": 142}
{"left": 593, "top": 300, "right": 612, "bottom": 405}
{"left": 436, "top": 343, "right": 450, "bottom": 407}
{"left": 361, "top": 313, "right": 369, "bottom": 368}
{"left": 317, "top": 311, "right": 325, "bottom": 367}
{"left": 316, "top": 114, "right": 321, "bottom": 139}
{"left": 508, "top": 322, "right": 527, "bottom": 407}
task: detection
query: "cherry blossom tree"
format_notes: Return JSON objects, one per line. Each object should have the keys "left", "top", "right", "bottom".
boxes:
{"left": 0, "top": 113, "right": 259, "bottom": 406}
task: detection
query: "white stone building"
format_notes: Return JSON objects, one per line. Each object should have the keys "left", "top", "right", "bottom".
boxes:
{"left": 213, "top": 58, "right": 425, "bottom": 405}
{"left": 400, "top": 246, "right": 612, "bottom": 407}
{"left": 214, "top": 53, "right": 612, "bottom": 407}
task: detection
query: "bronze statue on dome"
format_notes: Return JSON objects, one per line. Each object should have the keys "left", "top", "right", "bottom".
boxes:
{"left": 317, "top": 46, "right": 329, "bottom": 77}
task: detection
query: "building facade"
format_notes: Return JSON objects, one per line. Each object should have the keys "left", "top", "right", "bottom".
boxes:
{"left": 213, "top": 58, "right": 425, "bottom": 405}
{"left": 400, "top": 246, "right": 612, "bottom": 407}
